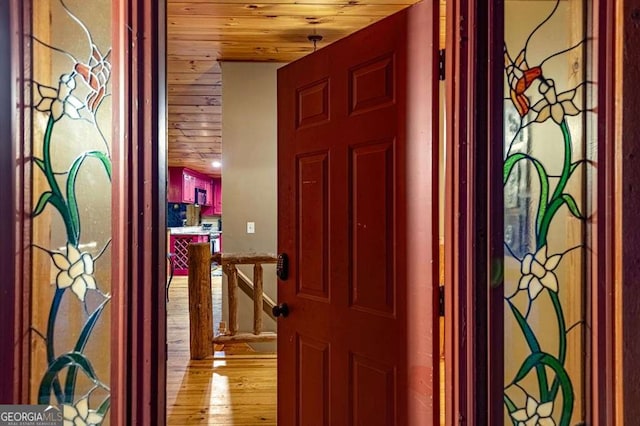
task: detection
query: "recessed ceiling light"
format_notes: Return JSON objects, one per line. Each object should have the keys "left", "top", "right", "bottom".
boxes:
{"left": 212, "top": 160, "right": 222, "bottom": 168}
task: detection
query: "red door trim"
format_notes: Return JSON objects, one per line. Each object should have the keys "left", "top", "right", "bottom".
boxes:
{"left": 0, "top": 0, "right": 30, "bottom": 404}
{"left": 111, "top": 0, "right": 167, "bottom": 424}
{"left": 590, "top": 0, "right": 617, "bottom": 423}
{"left": 486, "top": 0, "right": 505, "bottom": 423}
{"left": 619, "top": 0, "right": 640, "bottom": 422}
{"left": 444, "top": 0, "right": 469, "bottom": 421}
{"left": 445, "top": 0, "right": 503, "bottom": 422}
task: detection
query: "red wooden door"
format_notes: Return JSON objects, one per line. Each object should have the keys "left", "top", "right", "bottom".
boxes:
{"left": 277, "top": 2, "right": 440, "bottom": 424}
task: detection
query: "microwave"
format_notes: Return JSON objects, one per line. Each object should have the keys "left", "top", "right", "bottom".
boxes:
{"left": 195, "top": 188, "right": 207, "bottom": 205}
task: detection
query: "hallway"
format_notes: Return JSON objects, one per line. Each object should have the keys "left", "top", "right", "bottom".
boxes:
{"left": 166, "top": 277, "right": 277, "bottom": 425}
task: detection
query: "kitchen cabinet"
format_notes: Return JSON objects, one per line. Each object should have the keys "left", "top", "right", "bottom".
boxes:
{"left": 169, "top": 167, "right": 198, "bottom": 204}
{"left": 212, "top": 178, "right": 222, "bottom": 214}
{"left": 183, "top": 172, "right": 196, "bottom": 203}
{"left": 168, "top": 167, "right": 215, "bottom": 206}
{"left": 169, "top": 233, "right": 210, "bottom": 275}
{"left": 203, "top": 180, "right": 212, "bottom": 206}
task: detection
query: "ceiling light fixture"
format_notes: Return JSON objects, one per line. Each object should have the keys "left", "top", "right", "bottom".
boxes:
{"left": 307, "top": 34, "right": 323, "bottom": 52}
{"left": 212, "top": 160, "right": 222, "bottom": 168}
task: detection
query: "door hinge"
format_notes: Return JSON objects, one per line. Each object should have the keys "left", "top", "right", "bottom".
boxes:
{"left": 439, "top": 285, "right": 445, "bottom": 316}
{"left": 438, "top": 49, "right": 446, "bottom": 81}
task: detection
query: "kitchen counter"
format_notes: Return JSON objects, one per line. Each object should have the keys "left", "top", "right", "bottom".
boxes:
{"left": 169, "top": 226, "right": 221, "bottom": 236}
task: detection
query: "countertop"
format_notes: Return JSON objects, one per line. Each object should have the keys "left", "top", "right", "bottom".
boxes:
{"left": 169, "top": 226, "right": 222, "bottom": 235}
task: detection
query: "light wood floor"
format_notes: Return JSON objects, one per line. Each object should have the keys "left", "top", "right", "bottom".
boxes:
{"left": 166, "top": 275, "right": 445, "bottom": 425}
{"left": 167, "top": 276, "right": 277, "bottom": 425}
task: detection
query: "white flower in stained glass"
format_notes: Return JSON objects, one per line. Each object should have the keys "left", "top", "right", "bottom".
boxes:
{"left": 52, "top": 243, "right": 97, "bottom": 301}
{"left": 62, "top": 396, "right": 103, "bottom": 426}
{"left": 518, "top": 245, "right": 561, "bottom": 300}
{"left": 511, "top": 396, "right": 555, "bottom": 426}
{"left": 531, "top": 79, "right": 581, "bottom": 125}
{"left": 34, "top": 73, "right": 84, "bottom": 121}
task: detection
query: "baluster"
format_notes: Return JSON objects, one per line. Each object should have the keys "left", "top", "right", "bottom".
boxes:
{"left": 227, "top": 263, "right": 239, "bottom": 336}
{"left": 253, "top": 263, "right": 263, "bottom": 335}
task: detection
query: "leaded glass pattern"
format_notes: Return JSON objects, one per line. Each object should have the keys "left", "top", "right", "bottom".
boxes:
{"left": 503, "top": 1, "right": 588, "bottom": 425}
{"left": 30, "top": 1, "right": 112, "bottom": 423}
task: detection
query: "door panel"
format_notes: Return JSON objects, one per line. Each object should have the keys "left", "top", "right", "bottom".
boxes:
{"left": 297, "top": 335, "right": 330, "bottom": 425}
{"left": 350, "top": 140, "right": 395, "bottom": 316}
{"left": 350, "top": 353, "right": 396, "bottom": 426}
{"left": 297, "top": 152, "right": 330, "bottom": 301}
{"left": 278, "top": 1, "right": 440, "bottom": 425}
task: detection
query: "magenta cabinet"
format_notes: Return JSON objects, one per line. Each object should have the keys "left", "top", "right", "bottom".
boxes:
{"left": 168, "top": 167, "right": 217, "bottom": 206}
{"left": 169, "top": 233, "right": 210, "bottom": 275}
{"left": 201, "top": 177, "right": 222, "bottom": 215}
{"left": 169, "top": 167, "right": 197, "bottom": 204}
{"left": 213, "top": 178, "right": 222, "bottom": 214}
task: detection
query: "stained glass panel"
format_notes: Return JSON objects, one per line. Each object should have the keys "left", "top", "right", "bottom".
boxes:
{"left": 503, "top": 1, "right": 588, "bottom": 425}
{"left": 30, "top": 1, "right": 112, "bottom": 423}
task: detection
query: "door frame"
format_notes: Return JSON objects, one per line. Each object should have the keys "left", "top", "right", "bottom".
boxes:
{"left": 111, "top": 0, "right": 167, "bottom": 424}
{"left": 2, "top": 0, "right": 640, "bottom": 423}
{"left": 618, "top": 0, "right": 640, "bottom": 421}
{"left": 444, "top": 0, "right": 625, "bottom": 424}
{"left": 0, "top": 0, "right": 168, "bottom": 423}
{"left": 0, "top": 0, "right": 30, "bottom": 404}
{"left": 444, "top": 0, "right": 504, "bottom": 421}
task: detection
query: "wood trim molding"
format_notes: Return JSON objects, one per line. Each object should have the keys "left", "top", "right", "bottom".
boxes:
{"left": 486, "top": 0, "right": 505, "bottom": 423}
{"left": 0, "top": 0, "right": 30, "bottom": 404}
{"left": 445, "top": 0, "right": 506, "bottom": 422}
{"left": 112, "top": 0, "right": 167, "bottom": 423}
{"left": 589, "top": 0, "right": 618, "bottom": 423}
{"left": 0, "top": 0, "right": 17, "bottom": 404}
{"left": 445, "top": 0, "right": 476, "bottom": 422}
{"left": 620, "top": 0, "right": 640, "bottom": 422}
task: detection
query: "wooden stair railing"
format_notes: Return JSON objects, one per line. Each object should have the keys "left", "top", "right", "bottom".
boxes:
{"left": 187, "top": 243, "right": 277, "bottom": 359}
{"left": 236, "top": 269, "right": 276, "bottom": 320}
{"left": 212, "top": 252, "right": 278, "bottom": 345}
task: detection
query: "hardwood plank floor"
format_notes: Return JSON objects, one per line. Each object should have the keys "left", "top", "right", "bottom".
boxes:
{"left": 166, "top": 275, "right": 445, "bottom": 425}
{"left": 167, "top": 276, "right": 277, "bottom": 425}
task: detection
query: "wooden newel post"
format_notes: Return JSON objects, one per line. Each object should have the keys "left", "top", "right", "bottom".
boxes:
{"left": 188, "top": 242, "right": 213, "bottom": 359}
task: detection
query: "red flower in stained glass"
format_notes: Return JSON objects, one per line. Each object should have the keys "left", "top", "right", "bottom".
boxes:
{"left": 505, "top": 49, "right": 542, "bottom": 117}
{"left": 74, "top": 45, "right": 111, "bottom": 113}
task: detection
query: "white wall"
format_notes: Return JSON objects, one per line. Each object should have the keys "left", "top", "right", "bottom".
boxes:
{"left": 221, "top": 62, "right": 284, "bottom": 350}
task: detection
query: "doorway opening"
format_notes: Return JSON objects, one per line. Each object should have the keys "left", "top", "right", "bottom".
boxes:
{"left": 164, "top": 1, "right": 447, "bottom": 424}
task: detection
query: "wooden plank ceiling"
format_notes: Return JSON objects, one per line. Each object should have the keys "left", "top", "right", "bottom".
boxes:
{"left": 167, "top": 0, "right": 446, "bottom": 177}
